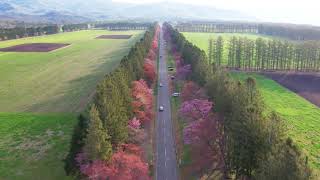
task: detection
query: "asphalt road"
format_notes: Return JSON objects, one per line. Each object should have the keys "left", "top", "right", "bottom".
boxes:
{"left": 155, "top": 24, "right": 178, "bottom": 180}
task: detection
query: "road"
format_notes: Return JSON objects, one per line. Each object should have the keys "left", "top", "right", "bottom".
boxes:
{"left": 155, "top": 24, "right": 178, "bottom": 180}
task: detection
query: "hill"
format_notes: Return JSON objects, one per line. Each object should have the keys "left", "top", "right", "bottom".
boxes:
{"left": 0, "top": 0, "right": 253, "bottom": 23}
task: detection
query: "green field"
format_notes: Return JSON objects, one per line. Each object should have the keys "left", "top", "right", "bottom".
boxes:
{"left": 0, "top": 30, "right": 143, "bottom": 180}
{"left": 0, "top": 30, "right": 143, "bottom": 113}
{"left": 183, "top": 32, "right": 320, "bottom": 174}
{"left": 0, "top": 113, "right": 77, "bottom": 180}
{"left": 232, "top": 72, "right": 320, "bottom": 173}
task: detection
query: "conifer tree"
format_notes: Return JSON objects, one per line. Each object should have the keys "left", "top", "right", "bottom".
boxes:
{"left": 84, "top": 105, "right": 113, "bottom": 161}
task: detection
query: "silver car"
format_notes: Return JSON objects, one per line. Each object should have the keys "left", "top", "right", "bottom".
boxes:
{"left": 159, "top": 106, "right": 164, "bottom": 111}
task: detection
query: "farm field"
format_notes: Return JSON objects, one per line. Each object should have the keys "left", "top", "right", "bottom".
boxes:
{"left": 231, "top": 72, "right": 320, "bottom": 173}
{"left": 263, "top": 72, "right": 320, "bottom": 107}
{"left": 0, "top": 30, "right": 144, "bottom": 113}
{"left": 0, "top": 30, "right": 144, "bottom": 180}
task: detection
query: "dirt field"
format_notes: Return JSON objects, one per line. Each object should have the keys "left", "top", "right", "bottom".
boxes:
{"left": 96, "top": 35, "right": 132, "bottom": 39}
{"left": 0, "top": 43, "right": 70, "bottom": 52}
{"left": 263, "top": 72, "right": 320, "bottom": 107}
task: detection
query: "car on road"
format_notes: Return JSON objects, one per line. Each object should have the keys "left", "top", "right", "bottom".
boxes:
{"left": 171, "top": 75, "right": 175, "bottom": 80}
{"left": 159, "top": 106, "right": 164, "bottom": 111}
{"left": 159, "top": 83, "right": 163, "bottom": 87}
{"left": 160, "top": 55, "right": 162, "bottom": 58}
{"left": 172, "top": 92, "right": 180, "bottom": 97}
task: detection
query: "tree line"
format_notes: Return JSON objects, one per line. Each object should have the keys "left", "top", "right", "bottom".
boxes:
{"left": 164, "top": 22, "right": 312, "bottom": 179}
{"left": 176, "top": 22, "right": 258, "bottom": 33}
{"left": 208, "top": 36, "right": 320, "bottom": 72}
{"left": 0, "top": 23, "right": 90, "bottom": 41}
{"left": 176, "top": 21, "right": 320, "bottom": 40}
{"left": 95, "top": 22, "right": 152, "bottom": 31}
{"left": 64, "top": 24, "right": 159, "bottom": 179}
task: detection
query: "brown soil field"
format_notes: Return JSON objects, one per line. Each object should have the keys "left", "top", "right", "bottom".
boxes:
{"left": 263, "top": 71, "right": 320, "bottom": 107}
{"left": 96, "top": 35, "right": 132, "bottom": 39}
{"left": 0, "top": 43, "right": 70, "bottom": 52}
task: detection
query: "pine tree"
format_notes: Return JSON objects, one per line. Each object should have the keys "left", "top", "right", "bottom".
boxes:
{"left": 216, "top": 36, "right": 224, "bottom": 66}
{"left": 84, "top": 105, "right": 113, "bottom": 161}
{"left": 208, "top": 38, "right": 214, "bottom": 64}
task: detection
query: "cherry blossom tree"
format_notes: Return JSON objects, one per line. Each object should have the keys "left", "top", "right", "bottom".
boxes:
{"left": 143, "top": 59, "right": 156, "bottom": 86}
{"left": 177, "top": 64, "right": 191, "bottom": 80}
{"left": 76, "top": 144, "right": 150, "bottom": 180}
{"left": 128, "top": 126, "right": 147, "bottom": 144}
{"left": 181, "top": 81, "right": 207, "bottom": 102}
{"left": 129, "top": 117, "right": 141, "bottom": 129}
{"left": 132, "top": 79, "right": 154, "bottom": 124}
{"left": 179, "top": 99, "right": 213, "bottom": 121}
{"left": 183, "top": 114, "right": 226, "bottom": 177}
{"left": 147, "top": 49, "right": 156, "bottom": 61}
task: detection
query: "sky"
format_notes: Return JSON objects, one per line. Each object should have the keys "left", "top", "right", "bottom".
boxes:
{"left": 113, "top": 0, "right": 320, "bottom": 26}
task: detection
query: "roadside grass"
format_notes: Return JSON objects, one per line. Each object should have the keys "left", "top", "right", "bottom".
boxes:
{"left": 0, "top": 30, "right": 144, "bottom": 113}
{"left": 231, "top": 72, "right": 320, "bottom": 174}
{"left": 0, "top": 112, "right": 77, "bottom": 180}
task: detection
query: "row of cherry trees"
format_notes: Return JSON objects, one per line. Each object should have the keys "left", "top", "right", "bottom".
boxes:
{"left": 165, "top": 22, "right": 312, "bottom": 179}
{"left": 173, "top": 47, "right": 226, "bottom": 179}
{"left": 65, "top": 24, "right": 160, "bottom": 179}
{"left": 165, "top": 27, "right": 226, "bottom": 179}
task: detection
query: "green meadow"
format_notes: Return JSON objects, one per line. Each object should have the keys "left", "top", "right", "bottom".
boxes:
{"left": 0, "top": 113, "right": 76, "bottom": 180}
{"left": 0, "top": 30, "right": 143, "bottom": 179}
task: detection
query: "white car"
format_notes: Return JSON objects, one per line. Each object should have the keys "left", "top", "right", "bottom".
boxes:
{"left": 159, "top": 83, "right": 163, "bottom": 87}
{"left": 159, "top": 106, "right": 164, "bottom": 111}
{"left": 172, "top": 92, "right": 180, "bottom": 97}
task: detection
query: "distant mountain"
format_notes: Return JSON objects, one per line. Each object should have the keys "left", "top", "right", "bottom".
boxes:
{"left": 111, "top": 2, "right": 253, "bottom": 21}
{"left": 0, "top": 0, "right": 254, "bottom": 24}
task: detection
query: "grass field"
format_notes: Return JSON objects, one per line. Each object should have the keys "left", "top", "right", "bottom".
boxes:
{"left": 0, "top": 30, "right": 144, "bottom": 180}
{"left": 231, "top": 72, "right": 320, "bottom": 173}
{"left": 0, "top": 113, "right": 77, "bottom": 180}
{"left": 0, "top": 30, "right": 143, "bottom": 113}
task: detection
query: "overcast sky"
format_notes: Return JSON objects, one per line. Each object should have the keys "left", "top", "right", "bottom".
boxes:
{"left": 113, "top": 0, "right": 320, "bottom": 26}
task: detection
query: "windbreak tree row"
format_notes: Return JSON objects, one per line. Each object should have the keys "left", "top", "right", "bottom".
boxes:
{"left": 64, "top": 23, "right": 160, "bottom": 180}
{"left": 94, "top": 22, "right": 152, "bottom": 30}
{"left": 164, "top": 22, "right": 312, "bottom": 180}
{"left": 0, "top": 23, "right": 90, "bottom": 41}
{"left": 208, "top": 36, "right": 320, "bottom": 72}
{"left": 176, "top": 21, "right": 320, "bottom": 40}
